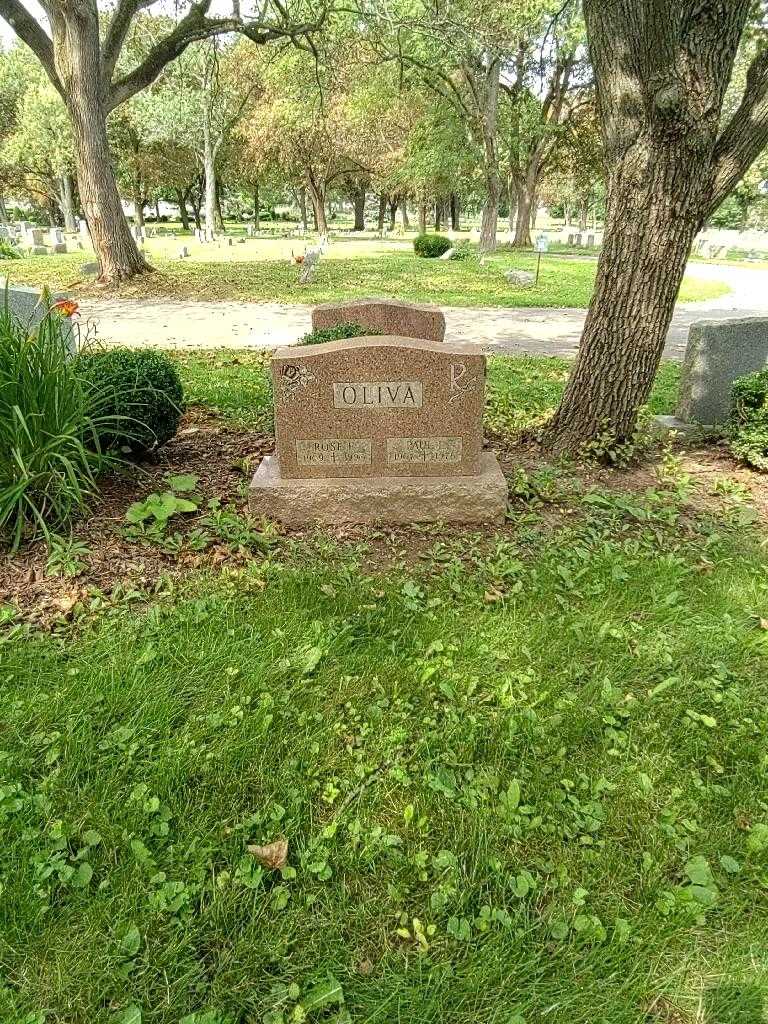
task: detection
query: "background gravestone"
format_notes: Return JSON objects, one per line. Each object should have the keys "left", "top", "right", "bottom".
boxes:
{"left": 676, "top": 317, "right": 768, "bottom": 425}
{"left": 250, "top": 335, "right": 507, "bottom": 526}
{"left": 312, "top": 298, "right": 446, "bottom": 343}
{"left": 4, "top": 283, "right": 77, "bottom": 355}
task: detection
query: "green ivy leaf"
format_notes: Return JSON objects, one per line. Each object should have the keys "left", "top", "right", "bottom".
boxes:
{"left": 119, "top": 924, "right": 141, "bottom": 957}
{"left": 300, "top": 976, "right": 344, "bottom": 1013}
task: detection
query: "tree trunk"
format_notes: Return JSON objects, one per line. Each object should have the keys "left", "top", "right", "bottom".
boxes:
{"left": 133, "top": 183, "right": 145, "bottom": 228}
{"left": 353, "top": 189, "right": 366, "bottom": 230}
{"left": 450, "top": 193, "right": 460, "bottom": 231}
{"left": 253, "top": 182, "right": 260, "bottom": 231}
{"left": 507, "top": 177, "right": 517, "bottom": 233}
{"left": 377, "top": 195, "right": 386, "bottom": 232}
{"left": 543, "top": 0, "right": 762, "bottom": 452}
{"left": 202, "top": 114, "right": 218, "bottom": 239}
{"left": 0, "top": 194, "right": 7, "bottom": 225}
{"left": 154, "top": 198, "right": 161, "bottom": 221}
{"left": 418, "top": 202, "right": 427, "bottom": 233}
{"left": 60, "top": 174, "right": 77, "bottom": 232}
{"left": 479, "top": 172, "right": 500, "bottom": 250}
{"left": 477, "top": 56, "right": 501, "bottom": 252}
{"left": 544, "top": 154, "right": 702, "bottom": 449}
{"left": 578, "top": 198, "right": 588, "bottom": 232}
{"left": 388, "top": 198, "right": 397, "bottom": 230}
{"left": 214, "top": 181, "right": 225, "bottom": 233}
{"left": 513, "top": 181, "right": 534, "bottom": 248}
{"left": 175, "top": 188, "right": 190, "bottom": 231}
{"left": 434, "top": 199, "right": 442, "bottom": 231}
{"left": 400, "top": 198, "right": 409, "bottom": 230}
{"left": 47, "top": 3, "right": 150, "bottom": 282}
{"left": 297, "top": 187, "right": 308, "bottom": 231}
{"left": 189, "top": 189, "right": 202, "bottom": 231}
{"left": 307, "top": 177, "right": 328, "bottom": 234}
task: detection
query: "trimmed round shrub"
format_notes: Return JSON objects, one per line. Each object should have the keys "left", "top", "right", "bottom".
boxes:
{"left": 76, "top": 348, "right": 185, "bottom": 455}
{"left": 413, "top": 233, "right": 452, "bottom": 258}
{"left": 730, "top": 369, "right": 768, "bottom": 469}
{"left": 297, "top": 322, "right": 382, "bottom": 345}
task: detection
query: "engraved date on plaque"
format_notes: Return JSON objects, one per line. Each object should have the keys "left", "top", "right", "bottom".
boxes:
{"left": 333, "top": 381, "right": 423, "bottom": 409}
{"left": 296, "top": 438, "right": 372, "bottom": 466}
{"left": 387, "top": 437, "right": 462, "bottom": 464}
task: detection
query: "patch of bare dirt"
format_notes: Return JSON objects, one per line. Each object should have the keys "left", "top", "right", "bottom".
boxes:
{"left": 2, "top": 418, "right": 766, "bottom": 630}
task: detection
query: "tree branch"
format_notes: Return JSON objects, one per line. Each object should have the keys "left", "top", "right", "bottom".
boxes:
{"left": 0, "top": 0, "right": 62, "bottom": 97}
{"left": 107, "top": 3, "right": 326, "bottom": 112}
{"left": 708, "top": 46, "right": 768, "bottom": 216}
{"left": 101, "top": 0, "right": 159, "bottom": 97}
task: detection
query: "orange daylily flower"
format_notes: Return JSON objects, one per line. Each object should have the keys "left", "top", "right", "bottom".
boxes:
{"left": 52, "top": 299, "right": 79, "bottom": 318}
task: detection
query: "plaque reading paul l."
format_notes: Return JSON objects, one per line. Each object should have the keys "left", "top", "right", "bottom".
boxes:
{"left": 270, "top": 336, "right": 485, "bottom": 480}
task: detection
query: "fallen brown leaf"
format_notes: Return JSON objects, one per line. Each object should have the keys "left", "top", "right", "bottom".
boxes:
{"left": 247, "top": 839, "right": 288, "bottom": 870}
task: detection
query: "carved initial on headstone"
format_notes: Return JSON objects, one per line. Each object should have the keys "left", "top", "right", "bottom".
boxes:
{"left": 449, "top": 362, "right": 479, "bottom": 402}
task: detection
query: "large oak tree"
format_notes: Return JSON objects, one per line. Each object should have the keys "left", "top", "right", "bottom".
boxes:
{"left": 545, "top": 0, "right": 768, "bottom": 451}
{"left": 0, "top": 0, "right": 322, "bottom": 282}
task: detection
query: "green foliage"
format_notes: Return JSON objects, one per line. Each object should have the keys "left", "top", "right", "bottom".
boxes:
{"left": 413, "top": 232, "right": 452, "bottom": 258}
{"left": 730, "top": 369, "right": 768, "bottom": 469}
{"left": 0, "top": 238, "right": 20, "bottom": 260}
{"left": 448, "top": 239, "right": 474, "bottom": 261}
{"left": 76, "top": 348, "right": 185, "bottom": 455}
{"left": 0, "top": 302, "right": 118, "bottom": 551}
{"left": 296, "top": 321, "right": 381, "bottom": 346}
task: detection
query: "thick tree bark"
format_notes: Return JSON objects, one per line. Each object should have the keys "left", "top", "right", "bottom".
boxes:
{"left": 388, "top": 197, "right": 397, "bottom": 230}
{"left": 60, "top": 174, "right": 77, "bottom": 231}
{"left": 545, "top": 0, "right": 763, "bottom": 451}
{"left": 0, "top": 194, "right": 7, "bottom": 225}
{"left": 53, "top": 17, "right": 149, "bottom": 278}
{"left": 400, "top": 198, "right": 409, "bottom": 230}
{"left": 253, "top": 182, "right": 260, "bottom": 231}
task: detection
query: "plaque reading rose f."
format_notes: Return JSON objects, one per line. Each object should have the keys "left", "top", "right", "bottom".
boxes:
{"left": 270, "top": 336, "right": 486, "bottom": 480}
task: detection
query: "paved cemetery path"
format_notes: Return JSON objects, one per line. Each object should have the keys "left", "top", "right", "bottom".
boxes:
{"left": 78, "top": 262, "right": 768, "bottom": 360}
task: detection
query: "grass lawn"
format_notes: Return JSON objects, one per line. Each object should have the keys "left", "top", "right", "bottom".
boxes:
{"left": 2, "top": 354, "right": 767, "bottom": 1024}
{"left": 1, "top": 237, "right": 729, "bottom": 307}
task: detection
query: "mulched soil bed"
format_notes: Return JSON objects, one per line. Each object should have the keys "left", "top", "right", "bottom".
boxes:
{"left": 3, "top": 409, "right": 767, "bottom": 631}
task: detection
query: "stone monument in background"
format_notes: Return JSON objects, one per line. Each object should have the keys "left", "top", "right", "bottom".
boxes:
{"left": 249, "top": 334, "right": 507, "bottom": 526}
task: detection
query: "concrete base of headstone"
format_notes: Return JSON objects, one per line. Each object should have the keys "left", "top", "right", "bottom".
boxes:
{"left": 650, "top": 415, "right": 700, "bottom": 437}
{"left": 312, "top": 298, "right": 446, "bottom": 343}
{"left": 249, "top": 452, "right": 508, "bottom": 527}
